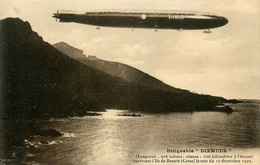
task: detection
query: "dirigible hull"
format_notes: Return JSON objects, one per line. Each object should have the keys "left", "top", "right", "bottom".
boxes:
{"left": 53, "top": 11, "right": 228, "bottom": 30}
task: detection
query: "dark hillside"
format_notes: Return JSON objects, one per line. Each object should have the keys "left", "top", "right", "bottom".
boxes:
{"left": 53, "top": 42, "right": 189, "bottom": 93}
{"left": 0, "top": 18, "right": 105, "bottom": 119}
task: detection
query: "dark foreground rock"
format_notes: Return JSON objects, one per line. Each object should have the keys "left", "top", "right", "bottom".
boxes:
{"left": 1, "top": 120, "right": 62, "bottom": 159}
{"left": 40, "top": 141, "right": 49, "bottom": 145}
{"left": 33, "top": 128, "right": 63, "bottom": 137}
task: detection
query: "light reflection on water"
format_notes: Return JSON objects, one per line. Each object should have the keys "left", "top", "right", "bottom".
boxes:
{"left": 25, "top": 101, "right": 259, "bottom": 165}
{"left": 101, "top": 109, "right": 128, "bottom": 119}
{"left": 87, "top": 110, "right": 129, "bottom": 165}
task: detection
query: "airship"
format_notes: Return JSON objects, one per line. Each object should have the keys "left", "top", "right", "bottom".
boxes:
{"left": 53, "top": 10, "right": 228, "bottom": 33}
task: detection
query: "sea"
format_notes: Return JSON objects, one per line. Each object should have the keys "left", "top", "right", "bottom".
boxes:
{"left": 2, "top": 100, "right": 260, "bottom": 165}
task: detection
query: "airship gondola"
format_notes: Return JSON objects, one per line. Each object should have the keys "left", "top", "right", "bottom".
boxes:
{"left": 53, "top": 10, "right": 228, "bottom": 31}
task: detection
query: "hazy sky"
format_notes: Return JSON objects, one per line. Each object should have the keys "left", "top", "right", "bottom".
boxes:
{"left": 1, "top": 0, "right": 260, "bottom": 99}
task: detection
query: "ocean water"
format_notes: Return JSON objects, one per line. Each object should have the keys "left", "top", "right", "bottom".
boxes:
{"left": 6, "top": 100, "right": 260, "bottom": 164}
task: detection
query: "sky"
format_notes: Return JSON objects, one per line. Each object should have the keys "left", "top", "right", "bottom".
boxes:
{"left": 1, "top": 0, "right": 260, "bottom": 99}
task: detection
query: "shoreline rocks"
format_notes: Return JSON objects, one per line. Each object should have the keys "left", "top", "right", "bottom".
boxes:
{"left": 117, "top": 113, "right": 142, "bottom": 117}
{"left": 34, "top": 128, "right": 63, "bottom": 137}
{"left": 215, "top": 106, "right": 233, "bottom": 113}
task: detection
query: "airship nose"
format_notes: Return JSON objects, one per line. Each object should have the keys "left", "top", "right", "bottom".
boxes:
{"left": 219, "top": 17, "right": 228, "bottom": 26}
